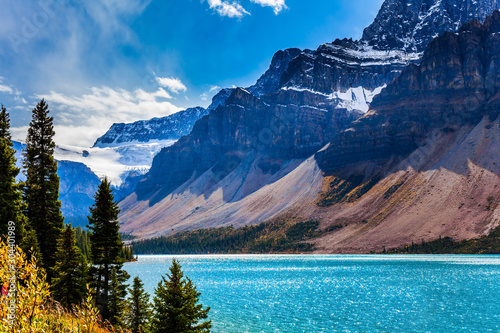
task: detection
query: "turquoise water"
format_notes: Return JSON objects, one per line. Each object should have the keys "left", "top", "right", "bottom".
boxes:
{"left": 123, "top": 255, "right": 500, "bottom": 332}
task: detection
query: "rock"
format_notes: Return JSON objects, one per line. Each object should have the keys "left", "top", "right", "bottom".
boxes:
{"left": 316, "top": 10, "right": 500, "bottom": 172}
{"left": 362, "top": 0, "right": 500, "bottom": 52}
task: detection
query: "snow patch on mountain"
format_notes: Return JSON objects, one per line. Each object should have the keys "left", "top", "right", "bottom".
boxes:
{"left": 54, "top": 140, "right": 176, "bottom": 186}
{"left": 281, "top": 85, "right": 386, "bottom": 113}
{"left": 330, "top": 86, "right": 386, "bottom": 113}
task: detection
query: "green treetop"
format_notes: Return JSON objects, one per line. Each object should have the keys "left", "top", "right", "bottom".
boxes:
{"left": 88, "top": 177, "right": 127, "bottom": 321}
{"left": 23, "top": 99, "right": 64, "bottom": 279}
{"left": 152, "top": 259, "right": 211, "bottom": 333}
{"left": 0, "top": 105, "right": 29, "bottom": 250}
{"left": 125, "top": 276, "right": 152, "bottom": 333}
{"left": 52, "top": 224, "right": 89, "bottom": 308}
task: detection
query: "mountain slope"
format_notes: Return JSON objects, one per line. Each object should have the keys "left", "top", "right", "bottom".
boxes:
{"left": 119, "top": 3, "right": 500, "bottom": 245}
{"left": 312, "top": 10, "right": 500, "bottom": 252}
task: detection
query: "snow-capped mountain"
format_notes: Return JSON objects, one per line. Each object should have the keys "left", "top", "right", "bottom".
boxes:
{"left": 94, "top": 107, "right": 208, "bottom": 148}
{"left": 13, "top": 141, "right": 101, "bottom": 228}
{"left": 362, "top": 0, "right": 500, "bottom": 52}
{"left": 83, "top": 90, "right": 236, "bottom": 189}
{"left": 276, "top": 0, "right": 499, "bottom": 100}
{"left": 119, "top": 1, "right": 500, "bottom": 242}
{"left": 94, "top": 87, "right": 237, "bottom": 149}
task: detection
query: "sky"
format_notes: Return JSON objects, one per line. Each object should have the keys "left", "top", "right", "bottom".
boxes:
{"left": 0, "top": 0, "right": 384, "bottom": 147}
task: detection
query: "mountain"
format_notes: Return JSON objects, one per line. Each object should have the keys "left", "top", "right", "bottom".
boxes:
{"left": 278, "top": 0, "right": 500, "bottom": 96}
{"left": 362, "top": 0, "right": 500, "bottom": 52}
{"left": 94, "top": 107, "right": 208, "bottom": 147}
{"left": 13, "top": 141, "right": 101, "bottom": 228}
{"left": 119, "top": 1, "right": 500, "bottom": 246}
{"left": 312, "top": 10, "right": 500, "bottom": 252}
{"left": 94, "top": 87, "right": 238, "bottom": 149}
{"left": 247, "top": 48, "right": 304, "bottom": 97}
{"left": 57, "top": 160, "right": 102, "bottom": 227}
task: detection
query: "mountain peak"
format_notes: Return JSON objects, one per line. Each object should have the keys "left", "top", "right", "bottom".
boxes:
{"left": 362, "top": 0, "right": 500, "bottom": 52}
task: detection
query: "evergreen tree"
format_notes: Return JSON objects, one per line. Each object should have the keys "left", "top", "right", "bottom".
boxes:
{"left": 125, "top": 276, "right": 152, "bottom": 333}
{"left": 152, "top": 259, "right": 211, "bottom": 333}
{"left": 52, "top": 224, "right": 88, "bottom": 308}
{"left": 75, "top": 226, "right": 92, "bottom": 262}
{"left": 121, "top": 245, "right": 135, "bottom": 262}
{"left": 23, "top": 99, "right": 64, "bottom": 280}
{"left": 87, "top": 177, "right": 127, "bottom": 320}
{"left": 108, "top": 266, "right": 130, "bottom": 327}
{"left": 0, "top": 105, "right": 26, "bottom": 240}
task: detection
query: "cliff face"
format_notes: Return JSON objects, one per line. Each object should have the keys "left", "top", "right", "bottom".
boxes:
{"left": 247, "top": 48, "right": 304, "bottom": 97}
{"left": 120, "top": 4, "right": 500, "bottom": 247}
{"left": 308, "top": 11, "right": 500, "bottom": 253}
{"left": 279, "top": 0, "right": 500, "bottom": 94}
{"left": 317, "top": 11, "right": 500, "bottom": 172}
{"left": 362, "top": 0, "right": 500, "bottom": 52}
{"left": 135, "top": 87, "right": 361, "bottom": 202}
{"left": 279, "top": 41, "right": 420, "bottom": 94}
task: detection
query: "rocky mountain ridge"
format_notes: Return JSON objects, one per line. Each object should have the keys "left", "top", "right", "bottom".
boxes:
{"left": 98, "top": 1, "right": 500, "bottom": 155}
{"left": 119, "top": 2, "right": 500, "bottom": 250}
{"left": 94, "top": 107, "right": 208, "bottom": 148}
{"left": 362, "top": 0, "right": 500, "bottom": 52}
{"left": 317, "top": 10, "right": 500, "bottom": 171}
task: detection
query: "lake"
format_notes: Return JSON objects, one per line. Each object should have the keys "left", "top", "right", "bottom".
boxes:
{"left": 123, "top": 255, "right": 500, "bottom": 332}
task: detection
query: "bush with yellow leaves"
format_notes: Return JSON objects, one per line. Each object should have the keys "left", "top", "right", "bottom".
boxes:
{"left": 0, "top": 241, "right": 119, "bottom": 333}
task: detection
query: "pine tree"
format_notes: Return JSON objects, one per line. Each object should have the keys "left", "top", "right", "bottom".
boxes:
{"left": 0, "top": 105, "right": 36, "bottom": 255}
{"left": 87, "top": 177, "right": 127, "bottom": 321}
{"left": 152, "top": 259, "right": 211, "bottom": 333}
{"left": 52, "top": 224, "right": 88, "bottom": 308}
{"left": 75, "top": 226, "right": 92, "bottom": 262}
{"left": 0, "top": 106, "right": 24, "bottom": 235}
{"left": 108, "top": 266, "right": 130, "bottom": 327}
{"left": 23, "top": 99, "right": 64, "bottom": 280}
{"left": 125, "top": 276, "right": 152, "bottom": 333}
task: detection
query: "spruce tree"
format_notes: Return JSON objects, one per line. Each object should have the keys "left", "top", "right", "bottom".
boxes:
{"left": 152, "top": 259, "right": 211, "bottom": 333}
{"left": 52, "top": 224, "right": 88, "bottom": 308}
{"left": 88, "top": 177, "right": 127, "bottom": 320}
{"left": 108, "top": 266, "right": 130, "bottom": 327}
{"left": 125, "top": 276, "right": 152, "bottom": 333}
{"left": 0, "top": 105, "right": 36, "bottom": 254}
{"left": 75, "top": 226, "right": 92, "bottom": 262}
{"left": 23, "top": 99, "right": 64, "bottom": 279}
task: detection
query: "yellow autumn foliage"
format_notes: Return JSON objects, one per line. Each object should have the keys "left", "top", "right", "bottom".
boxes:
{"left": 0, "top": 241, "right": 119, "bottom": 332}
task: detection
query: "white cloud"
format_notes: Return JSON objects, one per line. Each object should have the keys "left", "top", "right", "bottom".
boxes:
{"left": 28, "top": 86, "right": 182, "bottom": 147}
{"left": 209, "top": 85, "right": 221, "bottom": 93}
{"left": 250, "top": 0, "right": 287, "bottom": 14}
{"left": 83, "top": 0, "right": 153, "bottom": 38}
{"left": 155, "top": 77, "right": 188, "bottom": 94}
{"left": 207, "top": 0, "right": 250, "bottom": 18}
{"left": 201, "top": 85, "right": 221, "bottom": 101}
{"left": 0, "top": 85, "right": 13, "bottom": 94}
{"left": 10, "top": 126, "right": 28, "bottom": 143}
{"left": 0, "top": 77, "right": 13, "bottom": 94}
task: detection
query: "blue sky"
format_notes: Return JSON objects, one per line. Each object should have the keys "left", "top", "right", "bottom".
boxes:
{"left": 0, "top": 0, "right": 383, "bottom": 147}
